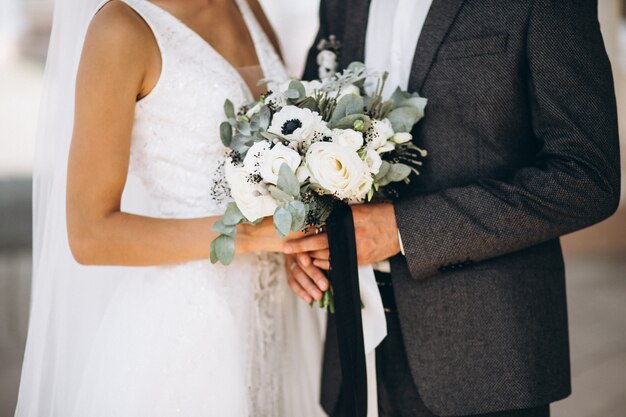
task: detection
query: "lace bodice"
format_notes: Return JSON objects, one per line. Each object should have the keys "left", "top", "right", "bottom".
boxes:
{"left": 124, "top": 0, "right": 288, "bottom": 218}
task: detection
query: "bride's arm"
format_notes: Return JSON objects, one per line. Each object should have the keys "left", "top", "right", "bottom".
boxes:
{"left": 67, "top": 2, "right": 283, "bottom": 267}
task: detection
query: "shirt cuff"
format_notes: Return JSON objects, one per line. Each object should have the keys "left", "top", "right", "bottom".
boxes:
{"left": 398, "top": 230, "right": 406, "bottom": 256}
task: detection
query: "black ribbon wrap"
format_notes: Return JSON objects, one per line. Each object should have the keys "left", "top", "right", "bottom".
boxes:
{"left": 327, "top": 202, "right": 368, "bottom": 417}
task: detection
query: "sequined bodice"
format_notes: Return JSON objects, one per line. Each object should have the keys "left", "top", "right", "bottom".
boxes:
{"left": 124, "top": 0, "right": 288, "bottom": 218}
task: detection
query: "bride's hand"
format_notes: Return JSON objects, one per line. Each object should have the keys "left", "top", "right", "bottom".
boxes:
{"left": 237, "top": 217, "right": 307, "bottom": 254}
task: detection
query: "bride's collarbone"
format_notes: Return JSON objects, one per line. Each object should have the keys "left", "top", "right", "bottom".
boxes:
{"left": 151, "top": 0, "right": 261, "bottom": 69}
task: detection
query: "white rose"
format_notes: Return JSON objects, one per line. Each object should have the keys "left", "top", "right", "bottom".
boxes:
{"left": 306, "top": 142, "right": 368, "bottom": 200}
{"left": 296, "top": 166, "right": 311, "bottom": 183}
{"left": 392, "top": 132, "right": 413, "bottom": 144}
{"left": 364, "top": 149, "right": 382, "bottom": 175}
{"left": 350, "top": 172, "right": 374, "bottom": 204}
{"left": 366, "top": 118, "right": 395, "bottom": 151}
{"left": 243, "top": 141, "right": 271, "bottom": 176}
{"left": 332, "top": 128, "right": 364, "bottom": 151}
{"left": 225, "top": 162, "right": 278, "bottom": 222}
{"left": 268, "top": 106, "right": 327, "bottom": 144}
{"left": 259, "top": 143, "right": 302, "bottom": 185}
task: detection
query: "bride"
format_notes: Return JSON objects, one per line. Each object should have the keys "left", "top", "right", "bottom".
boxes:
{"left": 15, "top": 0, "right": 327, "bottom": 415}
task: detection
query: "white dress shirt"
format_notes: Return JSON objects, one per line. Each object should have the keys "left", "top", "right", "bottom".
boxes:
{"left": 365, "top": 0, "right": 434, "bottom": 98}
{"left": 365, "top": 0, "right": 432, "bottom": 272}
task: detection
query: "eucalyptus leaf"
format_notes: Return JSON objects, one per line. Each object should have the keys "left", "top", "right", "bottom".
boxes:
{"left": 389, "top": 87, "right": 415, "bottom": 107}
{"left": 277, "top": 163, "right": 300, "bottom": 197}
{"left": 399, "top": 96, "right": 428, "bottom": 111}
{"left": 211, "top": 220, "right": 237, "bottom": 237}
{"left": 287, "top": 200, "right": 306, "bottom": 231}
{"left": 331, "top": 114, "right": 371, "bottom": 131}
{"left": 258, "top": 106, "right": 271, "bottom": 131}
{"left": 213, "top": 235, "right": 235, "bottom": 265}
{"left": 284, "top": 89, "right": 300, "bottom": 99}
{"left": 249, "top": 113, "right": 260, "bottom": 131}
{"left": 224, "top": 99, "right": 235, "bottom": 119}
{"left": 223, "top": 202, "right": 245, "bottom": 225}
{"left": 220, "top": 121, "right": 233, "bottom": 147}
{"left": 386, "top": 163, "right": 412, "bottom": 182}
{"left": 230, "top": 134, "right": 255, "bottom": 154}
{"left": 274, "top": 206, "right": 293, "bottom": 237}
{"left": 375, "top": 160, "right": 391, "bottom": 181}
{"left": 347, "top": 61, "right": 366, "bottom": 72}
{"left": 210, "top": 239, "right": 218, "bottom": 264}
{"left": 331, "top": 94, "right": 364, "bottom": 124}
{"left": 236, "top": 120, "right": 252, "bottom": 136}
{"left": 387, "top": 107, "right": 423, "bottom": 133}
{"left": 289, "top": 80, "right": 306, "bottom": 99}
{"left": 297, "top": 97, "right": 319, "bottom": 112}
{"left": 268, "top": 185, "right": 294, "bottom": 203}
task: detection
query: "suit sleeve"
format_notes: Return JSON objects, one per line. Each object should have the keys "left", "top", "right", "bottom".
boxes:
{"left": 393, "top": 0, "right": 621, "bottom": 280}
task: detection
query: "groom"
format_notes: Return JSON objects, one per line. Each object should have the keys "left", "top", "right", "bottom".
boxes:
{"left": 285, "top": 0, "right": 621, "bottom": 416}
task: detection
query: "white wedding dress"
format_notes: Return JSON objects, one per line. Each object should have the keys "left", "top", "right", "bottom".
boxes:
{"left": 15, "top": 0, "right": 326, "bottom": 416}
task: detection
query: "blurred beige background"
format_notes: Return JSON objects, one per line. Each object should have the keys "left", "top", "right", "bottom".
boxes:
{"left": 0, "top": 1, "right": 624, "bottom": 416}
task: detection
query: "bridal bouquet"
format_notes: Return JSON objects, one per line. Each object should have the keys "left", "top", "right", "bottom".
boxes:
{"left": 211, "top": 58, "right": 427, "bottom": 308}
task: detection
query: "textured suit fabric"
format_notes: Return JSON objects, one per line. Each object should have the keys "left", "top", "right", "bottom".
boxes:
{"left": 327, "top": 313, "right": 551, "bottom": 417}
{"left": 307, "top": 0, "right": 621, "bottom": 416}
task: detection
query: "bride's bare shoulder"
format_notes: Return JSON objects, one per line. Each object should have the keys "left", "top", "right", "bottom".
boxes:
{"left": 84, "top": 0, "right": 156, "bottom": 62}
{"left": 79, "top": 0, "right": 160, "bottom": 95}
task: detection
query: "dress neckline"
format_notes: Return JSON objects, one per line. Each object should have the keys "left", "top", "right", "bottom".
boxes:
{"left": 143, "top": 0, "right": 265, "bottom": 99}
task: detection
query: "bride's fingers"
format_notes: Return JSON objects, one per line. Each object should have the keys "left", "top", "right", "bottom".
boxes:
{"left": 299, "top": 261, "right": 329, "bottom": 292}
{"left": 309, "top": 249, "right": 330, "bottom": 261}
{"left": 312, "top": 259, "right": 331, "bottom": 271}
{"left": 288, "top": 275, "right": 312, "bottom": 304}
{"left": 292, "top": 266, "right": 323, "bottom": 301}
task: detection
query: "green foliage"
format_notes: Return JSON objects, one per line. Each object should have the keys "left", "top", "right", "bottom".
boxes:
{"left": 258, "top": 106, "right": 271, "bottom": 131}
{"left": 331, "top": 94, "right": 364, "bottom": 124}
{"left": 220, "top": 121, "right": 232, "bottom": 146}
{"left": 274, "top": 205, "right": 293, "bottom": 237}
{"left": 331, "top": 114, "right": 371, "bottom": 131}
{"left": 222, "top": 203, "right": 245, "bottom": 226}
{"left": 276, "top": 163, "right": 300, "bottom": 197}
{"left": 224, "top": 99, "right": 235, "bottom": 119}
{"left": 210, "top": 235, "right": 235, "bottom": 265}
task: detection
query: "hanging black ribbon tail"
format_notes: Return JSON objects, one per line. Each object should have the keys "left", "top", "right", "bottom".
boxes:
{"left": 327, "top": 202, "right": 368, "bottom": 417}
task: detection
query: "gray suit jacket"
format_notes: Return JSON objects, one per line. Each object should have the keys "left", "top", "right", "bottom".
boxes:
{"left": 304, "top": 0, "right": 621, "bottom": 416}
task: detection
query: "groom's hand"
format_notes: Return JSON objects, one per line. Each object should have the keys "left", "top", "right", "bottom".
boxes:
{"left": 284, "top": 203, "right": 402, "bottom": 269}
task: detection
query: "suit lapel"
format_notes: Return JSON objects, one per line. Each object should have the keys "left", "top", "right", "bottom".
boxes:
{"left": 408, "top": 0, "right": 466, "bottom": 92}
{"left": 339, "top": 0, "right": 372, "bottom": 68}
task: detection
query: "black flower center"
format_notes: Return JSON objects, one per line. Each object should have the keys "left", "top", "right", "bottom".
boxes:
{"left": 281, "top": 119, "right": 303, "bottom": 135}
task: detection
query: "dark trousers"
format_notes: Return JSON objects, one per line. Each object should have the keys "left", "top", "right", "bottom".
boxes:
{"left": 332, "top": 312, "right": 550, "bottom": 417}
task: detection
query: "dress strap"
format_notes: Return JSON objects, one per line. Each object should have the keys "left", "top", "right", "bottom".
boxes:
{"left": 233, "top": 0, "right": 289, "bottom": 86}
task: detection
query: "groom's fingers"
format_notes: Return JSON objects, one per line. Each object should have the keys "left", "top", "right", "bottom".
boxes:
{"left": 309, "top": 249, "right": 330, "bottom": 261}
{"left": 296, "top": 252, "right": 312, "bottom": 267}
{"left": 312, "top": 259, "right": 331, "bottom": 270}
{"left": 283, "top": 233, "right": 329, "bottom": 254}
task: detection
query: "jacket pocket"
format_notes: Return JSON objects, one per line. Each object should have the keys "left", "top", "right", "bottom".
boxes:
{"left": 438, "top": 34, "right": 508, "bottom": 61}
